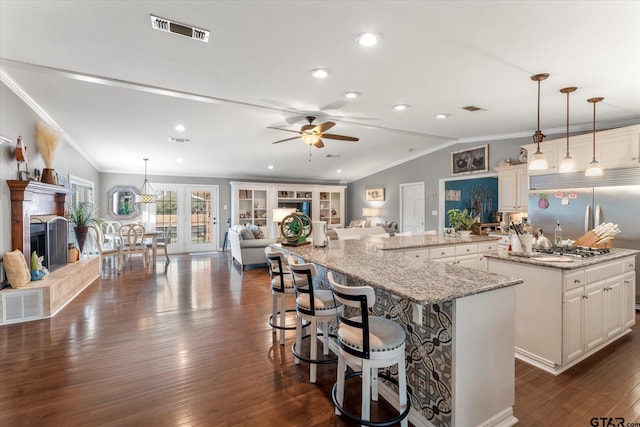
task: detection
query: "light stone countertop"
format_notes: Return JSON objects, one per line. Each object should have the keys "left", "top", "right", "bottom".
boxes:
{"left": 274, "top": 239, "right": 522, "bottom": 305}
{"left": 371, "top": 234, "right": 500, "bottom": 251}
{"left": 484, "top": 248, "right": 639, "bottom": 270}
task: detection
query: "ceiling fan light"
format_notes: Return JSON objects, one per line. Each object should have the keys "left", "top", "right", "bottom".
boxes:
{"left": 559, "top": 155, "right": 577, "bottom": 173}
{"left": 301, "top": 133, "right": 321, "bottom": 145}
{"left": 528, "top": 149, "right": 548, "bottom": 171}
{"left": 585, "top": 160, "right": 603, "bottom": 177}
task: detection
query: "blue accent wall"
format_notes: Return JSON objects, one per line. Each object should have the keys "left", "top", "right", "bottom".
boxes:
{"left": 444, "top": 177, "right": 498, "bottom": 226}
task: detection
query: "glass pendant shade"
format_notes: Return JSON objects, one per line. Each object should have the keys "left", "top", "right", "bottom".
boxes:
{"left": 559, "top": 155, "right": 577, "bottom": 173}
{"left": 559, "top": 86, "right": 577, "bottom": 173}
{"left": 529, "top": 149, "right": 548, "bottom": 170}
{"left": 139, "top": 158, "right": 156, "bottom": 203}
{"left": 585, "top": 97, "right": 604, "bottom": 177}
{"left": 528, "top": 73, "right": 550, "bottom": 171}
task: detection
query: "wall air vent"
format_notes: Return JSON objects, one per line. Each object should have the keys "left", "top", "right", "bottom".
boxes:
{"left": 150, "top": 15, "right": 209, "bottom": 43}
{"left": 169, "top": 137, "right": 191, "bottom": 144}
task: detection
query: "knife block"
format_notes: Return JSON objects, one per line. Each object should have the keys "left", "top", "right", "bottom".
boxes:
{"left": 573, "top": 231, "right": 613, "bottom": 248}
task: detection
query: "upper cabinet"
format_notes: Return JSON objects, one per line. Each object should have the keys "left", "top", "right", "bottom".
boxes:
{"left": 522, "top": 125, "right": 640, "bottom": 175}
{"left": 230, "top": 182, "right": 270, "bottom": 228}
{"left": 495, "top": 164, "right": 528, "bottom": 212}
{"left": 314, "top": 187, "right": 344, "bottom": 228}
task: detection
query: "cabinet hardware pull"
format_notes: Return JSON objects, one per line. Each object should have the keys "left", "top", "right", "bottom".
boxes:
{"left": 574, "top": 279, "right": 581, "bottom": 283}
{"left": 625, "top": 280, "right": 630, "bottom": 284}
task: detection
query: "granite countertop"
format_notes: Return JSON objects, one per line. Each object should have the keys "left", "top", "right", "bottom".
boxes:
{"left": 273, "top": 239, "right": 522, "bottom": 305}
{"left": 484, "top": 248, "right": 639, "bottom": 270}
{"left": 372, "top": 234, "right": 500, "bottom": 251}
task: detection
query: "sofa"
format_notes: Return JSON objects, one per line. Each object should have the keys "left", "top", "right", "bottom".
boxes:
{"left": 228, "top": 225, "right": 277, "bottom": 270}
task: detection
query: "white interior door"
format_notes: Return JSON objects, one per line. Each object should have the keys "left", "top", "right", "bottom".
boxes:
{"left": 184, "top": 186, "right": 219, "bottom": 253}
{"left": 400, "top": 182, "right": 425, "bottom": 234}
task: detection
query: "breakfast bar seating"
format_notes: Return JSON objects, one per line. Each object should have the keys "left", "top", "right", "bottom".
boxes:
{"left": 265, "top": 248, "right": 297, "bottom": 345}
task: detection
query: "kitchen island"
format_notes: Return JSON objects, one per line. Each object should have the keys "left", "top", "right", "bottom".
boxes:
{"left": 486, "top": 249, "right": 637, "bottom": 375}
{"left": 275, "top": 237, "right": 522, "bottom": 427}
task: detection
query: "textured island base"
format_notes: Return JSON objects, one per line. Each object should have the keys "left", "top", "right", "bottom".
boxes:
{"left": 0, "top": 256, "right": 100, "bottom": 325}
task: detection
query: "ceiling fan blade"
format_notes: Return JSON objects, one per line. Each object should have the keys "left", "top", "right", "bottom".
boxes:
{"left": 315, "top": 121, "right": 336, "bottom": 133}
{"left": 272, "top": 136, "right": 300, "bottom": 144}
{"left": 322, "top": 133, "right": 359, "bottom": 141}
{"left": 313, "top": 139, "right": 325, "bottom": 148}
{"left": 267, "top": 126, "right": 302, "bottom": 135}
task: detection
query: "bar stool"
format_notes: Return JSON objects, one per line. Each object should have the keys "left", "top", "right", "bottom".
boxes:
{"left": 288, "top": 256, "right": 342, "bottom": 383}
{"left": 328, "top": 272, "right": 410, "bottom": 427}
{"left": 265, "top": 248, "right": 297, "bottom": 345}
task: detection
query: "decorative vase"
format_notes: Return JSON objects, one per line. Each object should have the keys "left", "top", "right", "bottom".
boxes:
{"left": 74, "top": 226, "right": 89, "bottom": 255}
{"left": 41, "top": 168, "right": 57, "bottom": 185}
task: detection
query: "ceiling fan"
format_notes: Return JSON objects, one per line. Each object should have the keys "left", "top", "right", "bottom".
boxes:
{"left": 268, "top": 116, "right": 359, "bottom": 148}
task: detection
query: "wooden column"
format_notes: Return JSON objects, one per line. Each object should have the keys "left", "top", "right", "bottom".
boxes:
{"left": 7, "top": 180, "right": 73, "bottom": 262}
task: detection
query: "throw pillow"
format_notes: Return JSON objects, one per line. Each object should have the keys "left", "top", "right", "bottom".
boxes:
{"left": 3, "top": 249, "right": 31, "bottom": 288}
{"left": 239, "top": 227, "right": 255, "bottom": 240}
{"left": 248, "top": 224, "right": 265, "bottom": 239}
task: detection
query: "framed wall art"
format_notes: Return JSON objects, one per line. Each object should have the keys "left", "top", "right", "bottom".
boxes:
{"left": 365, "top": 188, "right": 385, "bottom": 201}
{"left": 451, "top": 144, "right": 489, "bottom": 176}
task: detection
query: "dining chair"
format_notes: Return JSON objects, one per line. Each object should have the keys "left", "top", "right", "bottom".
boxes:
{"left": 147, "top": 222, "right": 173, "bottom": 265}
{"left": 88, "top": 224, "right": 119, "bottom": 274}
{"left": 118, "top": 223, "right": 147, "bottom": 271}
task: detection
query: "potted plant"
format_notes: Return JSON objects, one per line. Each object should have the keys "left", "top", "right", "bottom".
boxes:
{"left": 68, "top": 202, "right": 97, "bottom": 254}
{"left": 447, "top": 208, "right": 478, "bottom": 236}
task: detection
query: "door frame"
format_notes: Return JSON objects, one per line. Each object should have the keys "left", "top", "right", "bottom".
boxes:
{"left": 399, "top": 181, "right": 425, "bottom": 234}
{"left": 184, "top": 185, "right": 220, "bottom": 253}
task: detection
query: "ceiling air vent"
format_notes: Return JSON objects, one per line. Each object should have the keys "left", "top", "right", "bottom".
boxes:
{"left": 150, "top": 15, "right": 209, "bottom": 43}
{"left": 169, "top": 137, "right": 191, "bottom": 144}
{"left": 461, "top": 106, "right": 483, "bottom": 112}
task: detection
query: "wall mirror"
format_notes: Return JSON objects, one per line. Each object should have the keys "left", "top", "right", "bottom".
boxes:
{"left": 107, "top": 185, "right": 140, "bottom": 220}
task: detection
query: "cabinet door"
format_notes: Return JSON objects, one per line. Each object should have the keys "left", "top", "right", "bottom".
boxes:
{"left": 498, "top": 170, "right": 517, "bottom": 211}
{"left": 623, "top": 272, "right": 636, "bottom": 329}
{"left": 456, "top": 254, "right": 479, "bottom": 270}
{"left": 584, "top": 281, "right": 606, "bottom": 352}
{"left": 515, "top": 169, "right": 529, "bottom": 211}
{"left": 604, "top": 278, "right": 624, "bottom": 339}
{"left": 598, "top": 132, "right": 640, "bottom": 168}
{"left": 563, "top": 287, "right": 585, "bottom": 363}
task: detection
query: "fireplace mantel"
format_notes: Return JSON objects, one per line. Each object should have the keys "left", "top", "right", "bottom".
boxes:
{"left": 7, "top": 180, "right": 73, "bottom": 262}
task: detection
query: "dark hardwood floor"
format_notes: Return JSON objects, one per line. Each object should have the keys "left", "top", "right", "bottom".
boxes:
{"left": 1, "top": 252, "right": 638, "bottom": 426}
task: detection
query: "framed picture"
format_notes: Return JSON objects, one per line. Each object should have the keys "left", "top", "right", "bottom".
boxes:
{"left": 365, "top": 188, "right": 385, "bottom": 201}
{"left": 451, "top": 144, "right": 489, "bottom": 175}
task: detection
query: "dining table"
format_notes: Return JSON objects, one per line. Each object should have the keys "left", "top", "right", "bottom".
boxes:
{"left": 105, "top": 230, "right": 162, "bottom": 266}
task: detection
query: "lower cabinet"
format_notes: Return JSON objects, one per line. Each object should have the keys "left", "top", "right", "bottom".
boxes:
{"left": 402, "top": 241, "right": 497, "bottom": 271}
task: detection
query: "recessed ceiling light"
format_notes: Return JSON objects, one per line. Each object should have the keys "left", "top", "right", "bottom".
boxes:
{"left": 174, "top": 124, "right": 186, "bottom": 132}
{"left": 310, "top": 68, "right": 331, "bottom": 79}
{"left": 435, "top": 113, "right": 450, "bottom": 119}
{"left": 337, "top": 169, "right": 342, "bottom": 174}
{"left": 268, "top": 165, "right": 274, "bottom": 170}
{"left": 357, "top": 32, "right": 380, "bottom": 47}
{"left": 344, "top": 91, "right": 360, "bottom": 99}
{"left": 176, "top": 157, "right": 183, "bottom": 163}
{"left": 394, "top": 104, "right": 409, "bottom": 111}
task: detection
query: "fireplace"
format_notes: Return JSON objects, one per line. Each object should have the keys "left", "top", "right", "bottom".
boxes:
{"left": 30, "top": 215, "right": 69, "bottom": 272}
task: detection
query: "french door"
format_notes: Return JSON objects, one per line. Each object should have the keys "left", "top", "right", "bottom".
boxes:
{"left": 155, "top": 184, "right": 219, "bottom": 253}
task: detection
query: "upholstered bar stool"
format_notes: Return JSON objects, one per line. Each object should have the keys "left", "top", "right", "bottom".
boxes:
{"left": 288, "top": 256, "right": 342, "bottom": 383}
{"left": 328, "top": 272, "right": 410, "bottom": 427}
{"left": 265, "top": 248, "right": 298, "bottom": 345}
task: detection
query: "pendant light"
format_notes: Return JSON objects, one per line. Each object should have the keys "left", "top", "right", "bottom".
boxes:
{"left": 558, "top": 86, "right": 578, "bottom": 173}
{"left": 139, "top": 158, "right": 157, "bottom": 203}
{"left": 528, "top": 73, "right": 550, "bottom": 171}
{"left": 585, "top": 97, "right": 604, "bottom": 177}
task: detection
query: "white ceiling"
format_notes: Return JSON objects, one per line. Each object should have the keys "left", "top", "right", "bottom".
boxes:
{"left": 1, "top": 1, "right": 639, "bottom": 183}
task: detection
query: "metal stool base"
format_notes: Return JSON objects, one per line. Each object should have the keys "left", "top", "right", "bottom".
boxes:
{"left": 331, "top": 370, "right": 411, "bottom": 427}
{"left": 268, "top": 310, "right": 310, "bottom": 331}
{"left": 291, "top": 333, "right": 338, "bottom": 365}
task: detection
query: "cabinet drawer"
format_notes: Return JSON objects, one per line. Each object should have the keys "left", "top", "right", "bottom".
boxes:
{"left": 454, "top": 244, "right": 477, "bottom": 256}
{"left": 623, "top": 257, "right": 636, "bottom": 273}
{"left": 564, "top": 269, "right": 585, "bottom": 291}
{"left": 403, "top": 249, "right": 430, "bottom": 259}
{"left": 429, "top": 246, "right": 456, "bottom": 259}
{"left": 478, "top": 242, "right": 498, "bottom": 253}
{"left": 585, "top": 261, "right": 624, "bottom": 284}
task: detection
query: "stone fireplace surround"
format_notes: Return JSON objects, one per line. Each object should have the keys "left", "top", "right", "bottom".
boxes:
{"left": 2, "top": 180, "right": 99, "bottom": 325}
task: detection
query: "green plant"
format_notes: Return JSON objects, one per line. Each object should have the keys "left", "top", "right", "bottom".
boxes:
{"left": 68, "top": 202, "right": 97, "bottom": 227}
{"left": 447, "top": 208, "right": 478, "bottom": 231}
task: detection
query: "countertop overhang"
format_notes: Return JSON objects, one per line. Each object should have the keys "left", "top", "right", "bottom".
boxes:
{"left": 484, "top": 248, "right": 639, "bottom": 270}
{"left": 274, "top": 237, "right": 521, "bottom": 305}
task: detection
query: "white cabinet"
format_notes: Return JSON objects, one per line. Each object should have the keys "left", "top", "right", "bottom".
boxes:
{"left": 623, "top": 257, "right": 636, "bottom": 329}
{"left": 230, "top": 182, "right": 270, "bottom": 228}
{"left": 403, "top": 241, "right": 497, "bottom": 271}
{"left": 522, "top": 124, "right": 640, "bottom": 174}
{"left": 315, "top": 188, "right": 344, "bottom": 228}
{"left": 563, "top": 287, "right": 585, "bottom": 362}
{"left": 495, "top": 164, "right": 528, "bottom": 212}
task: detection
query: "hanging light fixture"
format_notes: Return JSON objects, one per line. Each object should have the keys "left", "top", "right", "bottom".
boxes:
{"left": 585, "top": 97, "right": 604, "bottom": 177}
{"left": 558, "top": 86, "right": 578, "bottom": 173}
{"left": 139, "top": 158, "right": 157, "bottom": 203}
{"left": 528, "top": 73, "right": 550, "bottom": 171}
